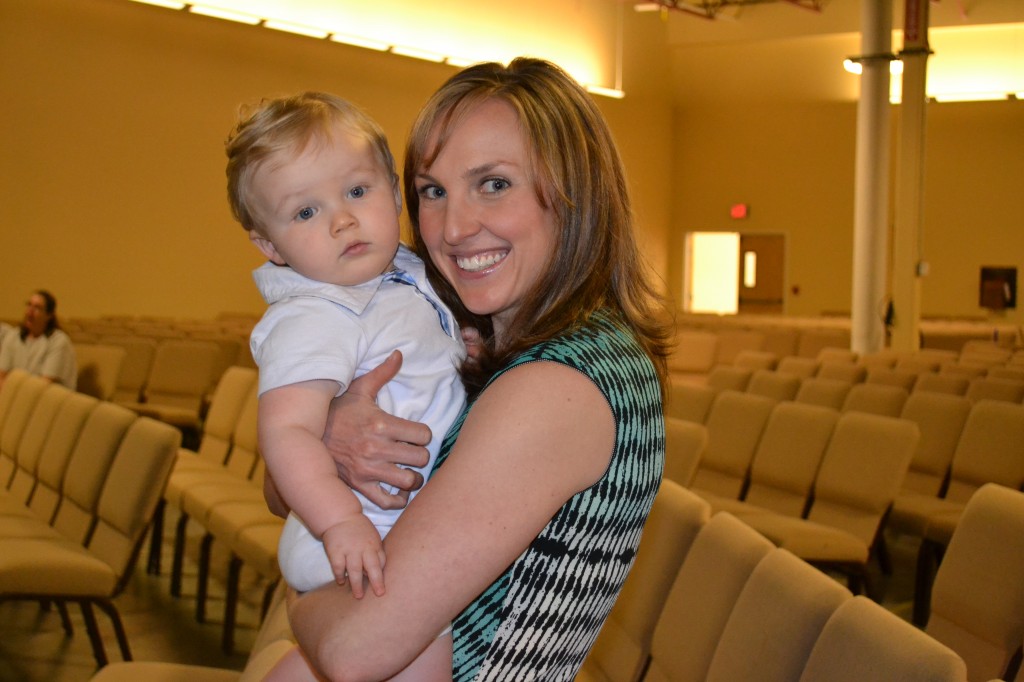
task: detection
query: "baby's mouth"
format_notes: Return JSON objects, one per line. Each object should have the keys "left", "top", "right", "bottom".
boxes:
{"left": 456, "top": 251, "right": 507, "bottom": 273}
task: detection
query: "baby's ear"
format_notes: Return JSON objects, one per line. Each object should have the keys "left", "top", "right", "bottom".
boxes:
{"left": 250, "top": 231, "right": 287, "bottom": 265}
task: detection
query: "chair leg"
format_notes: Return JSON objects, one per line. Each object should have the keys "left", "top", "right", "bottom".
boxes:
{"left": 222, "top": 554, "right": 243, "bottom": 655}
{"left": 147, "top": 499, "right": 165, "bottom": 575}
{"left": 79, "top": 601, "right": 109, "bottom": 668}
{"left": 94, "top": 599, "right": 133, "bottom": 662}
{"left": 196, "top": 533, "right": 214, "bottom": 622}
{"left": 260, "top": 578, "right": 280, "bottom": 622}
{"left": 914, "top": 538, "right": 943, "bottom": 626}
{"left": 56, "top": 600, "right": 74, "bottom": 636}
{"left": 873, "top": 533, "right": 892, "bottom": 576}
{"left": 170, "top": 511, "right": 190, "bottom": 597}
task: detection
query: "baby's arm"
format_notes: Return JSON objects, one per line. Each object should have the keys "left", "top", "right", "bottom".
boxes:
{"left": 258, "top": 379, "right": 386, "bottom": 598}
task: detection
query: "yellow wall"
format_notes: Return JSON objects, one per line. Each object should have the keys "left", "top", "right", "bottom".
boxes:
{"left": 0, "top": 0, "right": 674, "bottom": 320}
{"left": 2, "top": 0, "right": 1022, "bottom": 329}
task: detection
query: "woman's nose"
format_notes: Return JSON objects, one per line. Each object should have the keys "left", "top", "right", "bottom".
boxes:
{"left": 442, "top": 199, "right": 482, "bottom": 245}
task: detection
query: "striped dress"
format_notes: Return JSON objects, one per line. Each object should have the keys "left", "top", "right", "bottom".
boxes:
{"left": 431, "top": 310, "right": 665, "bottom": 681}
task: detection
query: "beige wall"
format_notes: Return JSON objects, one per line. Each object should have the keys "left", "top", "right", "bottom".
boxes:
{"left": 0, "top": 0, "right": 674, "bottom": 321}
{"left": 2, "top": 0, "right": 1022, "bottom": 330}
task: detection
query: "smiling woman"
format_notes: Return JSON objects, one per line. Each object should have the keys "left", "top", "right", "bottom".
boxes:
{"left": 282, "top": 58, "right": 674, "bottom": 682}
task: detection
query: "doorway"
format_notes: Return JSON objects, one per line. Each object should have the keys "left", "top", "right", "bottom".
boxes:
{"left": 685, "top": 232, "right": 786, "bottom": 315}
{"left": 738, "top": 234, "right": 785, "bottom": 314}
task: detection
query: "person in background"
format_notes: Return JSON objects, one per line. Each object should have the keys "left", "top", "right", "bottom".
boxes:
{"left": 0, "top": 290, "right": 77, "bottom": 390}
{"left": 282, "top": 57, "right": 672, "bottom": 681}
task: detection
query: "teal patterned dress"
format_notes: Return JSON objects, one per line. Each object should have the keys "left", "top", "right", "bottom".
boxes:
{"left": 431, "top": 310, "right": 665, "bottom": 681}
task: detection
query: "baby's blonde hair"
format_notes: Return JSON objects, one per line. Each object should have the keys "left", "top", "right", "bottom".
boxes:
{"left": 225, "top": 92, "right": 398, "bottom": 232}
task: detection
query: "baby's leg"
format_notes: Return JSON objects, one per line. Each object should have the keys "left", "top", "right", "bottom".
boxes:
{"left": 387, "top": 631, "right": 453, "bottom": 682}
{"left": 263, "top": 643, "right": 323, "bottom": 682}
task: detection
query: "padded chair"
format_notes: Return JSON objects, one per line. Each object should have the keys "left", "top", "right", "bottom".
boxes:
{"left": 703, "top": 548, "right": 852, "bottom": 682}
{"left": 895, "top": 392, "right": 973, "bottom": 499}
{"left": 705, "top": 366, "right": 752, "bottom": 393}
{"left": 988, "top": 365, "right": 1024, "bottom": 383}
{"left": 941, "top": 362, "right": 990, "bottom": 381}
{"left": 794, "top": 377, "right": 852, "bottom": 411}
{"left": 665, "top": 381, "right": 716, "bottom": 424}
{"left": 75, "top": 343, "right": 126, "bottom": 401}
{"left": 118, "top": 338, "right": 221, "bottom": 434}
{"left": 816, "top": 361, "right": 867, "bottom": 384}
{"left": 816, "top": 347, "right": 858, "bottom": 365}
{"left": 2, "top": 383, "right": 68, "bottom": 505}
{"left": 668, "top": 330, "right": 717, "bottom": 378}
{"left": 895, "top": 355, "right": 943, "bottom": 375}
{"left": 925, "top": 484, "right": 1024, "bottom": 682}
{"left": 663, "top": 418, "right": 707, "bottom": 488}
{"left": 775, "top": 356, "right": 820, "bottom": 379}
{"left": 0, "top": 416, "right": 181, "bottom": 666}
{"left": 707, "top": 402, "right": 838, "bottom": 519}
{"left": 914, "top": 372, "right": 971, "bottom": 396}
{"left": 798, "top": 596, "right": 968, "bottom": 682}
{"left": 840, "top": 382, "right": 908, "bottom": 417}
{"left": 738, "top": 411, "right": 918, "bottom": 596}
{"left": 865, "top": 367, "right": 918, "bottom": 391}
{"left": 0, "top": 373, "right": 49, "bottom": 487}
{"left": 579, "top": 481, "right": 711, "bottom": 682}
{"left": 713, "top": 330, "right": 766, "bottom": 367}
{"left": 690, "top": 391, "right": 774, "bottom": 499}
{"left": 103, "top": 336, "right": 157, "bottom": 404}
{"left": 732, "top": 349, "right": 778, "bottom": 371}
{"left": 964, "top": 376, "right": 1024, "bottom": 404}
{"left": 796, "top": 329, "right": 850, "bottom": 359}
{"left": 745, "top": 369, "right": 800, "bottom": 402}
{"left": 643, "top": 512, "right": 775, "bottom": 682}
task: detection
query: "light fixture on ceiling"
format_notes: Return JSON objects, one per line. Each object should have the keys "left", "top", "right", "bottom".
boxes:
{"left": 842, "top": 56, "right": 903, "bottom": 76}
{"left": 263, "top": 19, "right": 329, "bottom": 39}
{"left": 329, "top": 33, "right": 389, "bottom": 52}
{"left": 129, "top": 0, "right": 186, "bottom": 8}
{"left": 187, "top": 4, "right": 260, "bottom": 25}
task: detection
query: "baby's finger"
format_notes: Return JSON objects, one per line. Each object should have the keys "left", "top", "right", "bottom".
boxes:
{"left": 348, "top": 559, "right": 366, "bottom": 600}
{"left": 365, "top": 550, "right": 386, "bottom": 598}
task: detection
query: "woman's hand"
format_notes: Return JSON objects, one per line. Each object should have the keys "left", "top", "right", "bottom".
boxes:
{"left": 322, "top": 351, "right": 433, "bottom": 510}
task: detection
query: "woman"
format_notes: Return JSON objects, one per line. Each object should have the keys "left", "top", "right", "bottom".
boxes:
{"left": 0, "top": 290, "right": 77, "bottom": 390}
{"left": 286, "top": 57, "right": 673, "bottom": 681}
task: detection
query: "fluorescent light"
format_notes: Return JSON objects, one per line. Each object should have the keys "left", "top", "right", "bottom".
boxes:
{"left": 932, "top": 92, "right": 1009, "bottom": 103}
{"left": 843, "top": 58, "right": 903, "bottom": 76}
{"left": 128, "top": 0, "right": 186, "bottom": 9}
{"left": 263, "top": 20, "right": 329, "bottom": 39}
{"left": 329, "top": 33, "right": 390, "bottom": 52}
{"left": 188, "top": 4, "right": 261, "bottom": 25}
{"left": 390, "top": 45, "right": 446, "bottom": 63}
{"left": 585, "top": 84, "right": 626, "bottom": 99}
{"left": 445, "top": 56, "right": 477, "bottom": 68}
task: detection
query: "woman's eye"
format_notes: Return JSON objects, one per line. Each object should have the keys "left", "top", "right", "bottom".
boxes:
{"left": 419, "top": 185, "right": 445, "bottom": 200}
{"left": 296, "top": 207, "right": 316, "bottom": 221}
{"left": 482, "top": 178, "right": 510, "bottom": 193}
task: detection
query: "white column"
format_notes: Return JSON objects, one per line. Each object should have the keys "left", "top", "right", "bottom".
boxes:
{"left": 890, "top": 0, "right": 931, "bottom": 352}
{"left": 850, "top": 0, "right": 893, "bottom": 355}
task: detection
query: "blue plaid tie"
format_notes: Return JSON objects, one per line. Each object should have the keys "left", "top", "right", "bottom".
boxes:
{"left": 384, "top": 269, "right": 454, "bottom": 337}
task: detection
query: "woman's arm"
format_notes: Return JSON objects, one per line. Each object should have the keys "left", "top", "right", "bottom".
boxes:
{"left": 289, "top": 360, "right": 615, "bottom": 682}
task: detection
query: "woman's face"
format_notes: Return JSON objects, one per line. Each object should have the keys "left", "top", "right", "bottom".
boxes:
{"left": 413, "top": 98, "right": 558, "bottom": 339}
{"left": 23, "top": 293, "right": 51, "bottom": 337}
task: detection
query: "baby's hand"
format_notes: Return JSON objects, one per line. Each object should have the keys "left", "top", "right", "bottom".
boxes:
{"left": 321, "top": 516, "right": 386, "bottom": 599}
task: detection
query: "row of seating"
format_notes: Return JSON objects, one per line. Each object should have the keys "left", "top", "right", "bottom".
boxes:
{"left": 0, "top": 370, "right": 181, "bottom": 667}
{"left": 154, "top": 366, "right": 282, "bottom": 655}
{"left": 92, "top": 481, "right": 1024, "bottom": 682}
{"left": 666, "top": 386, "right": 1024, "bottom": 608}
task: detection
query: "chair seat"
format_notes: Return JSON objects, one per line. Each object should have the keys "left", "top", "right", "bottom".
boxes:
{"left": 0, "top": 537, "right": 117, "bottom": 595}
{"left": 205, "top": 498, "right": 279, "bottom": 541}
{"left": 89, "top": 662, "right": 240, "bottom": 682}
{"left": 889, "top": 493, "right": 965, "bottom": 536}
{"left": 739, "top": 513, "right": 870, "bottom": 564}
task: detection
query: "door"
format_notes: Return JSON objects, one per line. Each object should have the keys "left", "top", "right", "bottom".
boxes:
{"left": 738, "top": 234, "right": 785, "bottom": 314}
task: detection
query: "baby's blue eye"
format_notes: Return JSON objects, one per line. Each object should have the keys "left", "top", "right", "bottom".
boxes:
{"left": 297, "top": 207, "right": 315, "bottom": 221}
{"left": 350, "top": 186, "right": 366, "bottom": 198}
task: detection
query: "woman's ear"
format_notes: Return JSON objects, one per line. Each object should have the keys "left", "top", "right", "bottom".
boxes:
{"left": 250, "top": 231, "right": 287, "bottom": 265}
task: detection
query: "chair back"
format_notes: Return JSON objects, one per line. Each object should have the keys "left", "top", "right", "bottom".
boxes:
{"left": 746, "top": 370, "right": 801, "bottom": 402}
{"left": 582, "top": 481, "right": 710, "bottom": 682}
{"left": 645, "top": 512, "right": 774, "bottom": 682}
{"left": 26, "top": 391, "right": 98, "bottom": 523}
{"left": 808, "top": 412, "right": 918, "bottom": 546}
{"left": 798, "top": 596, "right": 967, "bottom": 682}
{"left": 705, "top": 548, "right": 851, "bottom": 682}
{"left": 794, "top": 377, "right": 852, "bottom": 411}
{"left": 691, "top": 391, "right": 774, "bottom": 499}
{"left": 945, "top": 400, "right": 1024, "bottom": 503}
{"left": 75, "top": 343, "right": 126, "bottom": 401}
{"left": 841, "top": 382, "right": 908, "bottom": 417}
{"left": 665, "top": 381, "right": 716, "bottom": 424}
{"left": 5, "top": 383, "right": 69, "bottom": 503}
{"left": 927, "top": 484, "right": 1024, "bottom": 682}
{"left": 743, "top": 402, "right": 838, "bottom": 517}
{"left": 663, "top": 418, "right": 707, "bottom": 488}
{"left": 899, "top": 392, "right": 972, "bottom": 496}
{"left": 914, "top": 372, "right": 970, "bottom": 396}
{"left": 965, "top": 377, "right": 1024, "bottom": 404}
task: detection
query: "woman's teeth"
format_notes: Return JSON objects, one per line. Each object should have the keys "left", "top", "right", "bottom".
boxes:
{"left": 456, "top": 251, "right": 506, "bottom": 273}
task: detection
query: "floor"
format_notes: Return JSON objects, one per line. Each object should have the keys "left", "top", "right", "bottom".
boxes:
{"left": 0, "top": 509, "right": 927, "bottom": 682}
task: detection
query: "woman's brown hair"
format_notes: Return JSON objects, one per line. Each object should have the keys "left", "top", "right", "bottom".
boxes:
{"left": 405, "top": 58, "right": 672, "bottom": 398}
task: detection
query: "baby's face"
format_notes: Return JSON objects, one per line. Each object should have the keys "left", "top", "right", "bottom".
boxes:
{"left": 249, "top": 128, "right": 401, "bottom": 287}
